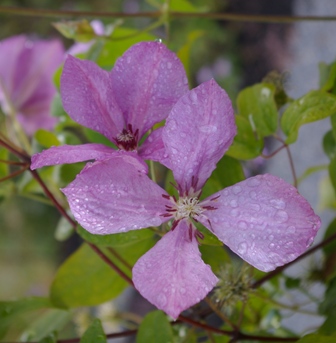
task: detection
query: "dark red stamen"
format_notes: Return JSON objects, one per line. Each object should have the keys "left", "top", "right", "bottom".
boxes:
{"left": 171, "top": 219, "right": 180, "bottom": 231}
{"left": 196, "top": 231, "right": 204, "bottom": 240}
{"left": 162, "top": 194, "right": 170, "bottom": 199}
{"left": 202, "top": 205, "right": 217, "bottom": 211}
{"left": 188, "top": 224, "right": 193, "bottom": 241}
{"left": 210, "top": 195, "right": 221, "bottom": 201}
{"left": 207, "top": 219, "right": 214, "bottom": 232}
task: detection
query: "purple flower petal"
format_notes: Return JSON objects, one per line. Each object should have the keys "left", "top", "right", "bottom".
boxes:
{"left": 162, "top": 79, "right": 236, "bottom": 195}
{"left": 61, "top": 55, "right": 125, "bottom": 142}
{"left": 30, "top": 144, "right": 118, "bottom": 169}
{"left": 62, "top": 155, "right": 169, "bottom": 234}
{"left": 0, "top": 35, "right": 64, "bottom": 135}
{"left": 199, "top": 174, "right": 321, "bottom": 272}
{"left": 111, "top": 41, "right": 189, "bottom": 138}
{"left": 133, "top": 220, "right": 218, "bottom": 319}
{"left": 138, "top": 127, "right": 171, "bottom": 168}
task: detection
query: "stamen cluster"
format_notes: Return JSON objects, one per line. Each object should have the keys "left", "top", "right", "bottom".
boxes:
{"left": 115, "top": 124, "right": 139, "bottom": 151}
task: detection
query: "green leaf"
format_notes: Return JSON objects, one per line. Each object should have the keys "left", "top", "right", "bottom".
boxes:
{"left": 319, "top": 276, "right": 336, "bottom": 316}
{"left": 297, "top": 333, "right": 336, "bottom": 343}
{"left": 177, "top": 31, "right": 203, "bottom": 80}
{"left": 77, "top": 226, "right": 154, "bottom": 247}
{"left": 51, "top": 235, "right": 155, "bottom": 307}
{"left": 80, "top": 318, "right": 106, "bottom": 343}
{"left": 200, "top": 245, "right": 230, "bottom": 272}
{"left": 38, "top": 333, "right": 57, "bottom": 343}
{"left": 329, "top": 156, "right": 336, "bottom": 196}
{"left": 20, "top": 309, "right": 71, "bottom": 342}
{"left": 51, "top": 93, "right": 66, "bottom": 117}
{"left": 84, "top": 127, "right": 115, "bottom": 148}
{"left": 281, "top": 90, "right": 336, "bottom": 144}
{"left": 318, "top": 175, "right": 336, "bottom": 211}
{"left": 226, "top": 115, "right": 264, "bottom": 160}
{"left": 323, "top": 218, "right": 336, "bottom": 257}
{"left": 0, "top": 297, "right": 52, "bottom": 338}
{"left": 54, "top": 215, "right": 75, "bottom": 241}
{"left": 319, "top": 61, "right": 336, "bottom": 93}
{"left": 319, "top": 312, "right": 336, "bottom": 335}
{"left": 0, "top": 147, "right": 8, "bottom": 178}
{"left": 169, "top": 0, "right": 200, "bottom": 12}
{"left": 53, "top": 19, "right": 96, "bottom": 42}
{"left": 136, "top": 311, "right": 173, "bottom": 343}
{"left": 201, "top": 155, "right": 245, "bottom": 200}
{"left": 323, "top": 130, "right": 336, "bottom": 159}
{"left": 34, "top": 129, "right": 61, "bottom": 148}
{"left": 237, "top": 83, "right": 278, "bottom": 137}
{"left": 50, "top": 244, "right": 128, "bottom": 308}
{"left": 97, "top": 27, "right": 156, "bottom": 69}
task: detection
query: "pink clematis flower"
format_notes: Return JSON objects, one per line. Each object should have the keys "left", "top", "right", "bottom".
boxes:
{"left": 0, "top": 35, "right": 64, "bottom": 136}
{"left": 31, "top": 41, "right": 189, "bottom": 169}
{"left": 54, "top": 79, "right": 321, "bottom": 319}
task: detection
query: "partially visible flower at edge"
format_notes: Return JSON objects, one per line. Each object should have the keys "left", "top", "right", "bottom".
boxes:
{"left": 0, "top": 35, "right": 64, "bottom": 136}
{"left": 51, "top": 79, "right": 321, "bottom": 319}
{"left": 31, "top": 41, "right": 189, "bottom": 170}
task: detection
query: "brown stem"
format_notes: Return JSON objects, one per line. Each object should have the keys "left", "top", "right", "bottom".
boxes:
{"left": 252, "top": 230, "right": 336, "bottom": 288}
{"left": 107, "top": 247, "right": 133, "bottom": 271}
{"left": 0, "top": 136, "right": 30, "bottom": 162}
{"left": 0, "top": 159, "right": 28, "bottom": 166}
{"left": 89, "top": 243, "right": 134, "bottom": 286}
{"left": 1, "top": 6, "right": 336, "bottom": 23}
{"left": 0, "top": 165, "right": 29, "bottom": 182}
{"left": 261, "top": 144, "right": 286, "bottom": 159}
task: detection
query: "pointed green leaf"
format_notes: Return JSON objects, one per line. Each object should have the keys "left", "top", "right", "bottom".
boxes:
{"left": 34, "top": 129, "right": 61, "bottom": 148}
{"left": 53, "top": 19, "right": 96, "bottom": 42}
{"left": 80, "top": 318, "right": 106, "bottom": 343}
{"left": 202, "top": 155, "right": 245, "bottom": 199}
{"left": 77, "top": 226, "right": 154, "bottom": 247}
{"left": 20, "top": 309, "right": 71, "bottom": 342}
{"left": 319, "top": 61, "right": 336, "bottom": 93}
{"left": 323, "top": 130, "right": 336, "bottom": 159}
{"left": 200, "top": 245, "right": 230, "bottom": 272}
{"left": 237, "top": 83, "right": 278, "bottom": 137}
{"left": 51, "top": 236, "right": 155, "bottom": 307}
{"left": 136, "top": 311, "right": 173, "bottom": 343}
{"left": 226, "top": 115, "right": 264, "bottom": 160}
{"left": 281, "top": 90, "right": 336, "bottom": 144}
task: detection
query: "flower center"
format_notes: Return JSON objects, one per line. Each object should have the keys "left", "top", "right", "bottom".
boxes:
{"left": 173, "top": 196, "right": 204, "bottom": 220}
{"left": 115, "top": 124, "right": 139, "bottom": 151}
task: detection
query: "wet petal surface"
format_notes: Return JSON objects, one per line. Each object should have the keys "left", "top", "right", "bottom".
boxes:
{"left": 199, "top": 174, "right": 321, "bottom": 272}
{"left": 111, "top": 41, "right": 189, "bottom": 138}
{"left": 31, "top": 143, "right": 117, "bottom": 169}
{"left": 61, "top": 55, "right": 124, "bottom": 142}
{"left": 62, "top": 154, "right": 169, "bottom": 235}
{"left": 133, "top": 220, "right": 218, "bottom": 319}
{"left": 162, "top": 80, "right": 236, "bottom": 194}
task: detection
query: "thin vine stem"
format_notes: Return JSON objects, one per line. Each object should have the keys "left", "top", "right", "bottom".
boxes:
{"left": 1, "top": 6, "right": 336, "bottom": 23}
{"left": 0, "top": 164, "right": 29, "bottom": 182}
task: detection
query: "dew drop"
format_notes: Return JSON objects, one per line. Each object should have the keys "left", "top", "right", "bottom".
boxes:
{"left": 230, "top": 209, "right": 240, "bottom": 217}
{"left": 171, "top": 147, "right": 178, "bottom": 154}
{"left": 287, "top": 225, "right": 296, "bottom": 234}
{"left": 270, "top": 199, "right": 286, "bottom": 210}
{"left": 306, "top": 236, "right": 314, "bottom": 248}
{"left": 238, "top": 221, "right": 248, "bottom": 230}
{"left": 274, "top": 210, "right": 288, "bottom": 223}
{"left": 268, "top": 234, "right": 274, "bottom": 241}
{"left": 285, "top": 241, "right": 294, "bottom": 249}
{"left": 237, "top": 242, "right": 248, "bottom": 255}
{"left": 167, "top": 62, "right": 172, "bottom": 69}
{"left": 249, "top": 191, "right": 257, "bottom": 199}
{"left": 232, "top": 186, "right": 242, "bottom": 194}
{"left": 230, "top": 199, "right": 238, "bottom": 208}
{"left": 180, "top": 287, "right": 186, "bottom": 294}
{"left": 156, "top": 293, "right": 167, "bottom": 306}
{"left": 269, "top": 242, "right": 275, "bottom": 249}
{"left": 247, "top": 177, "right": 261, "bottom": 187}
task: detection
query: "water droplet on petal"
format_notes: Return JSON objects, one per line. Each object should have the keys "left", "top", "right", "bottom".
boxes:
{"left": 230, "top": 199, "right": 238, "bottom": 208}
{"left": 247, "top": 178, "right": 261, "bottom": 187}
{"left": 230, "top": 209, "right": 240, "bottom": 217}
{"left": 238, "top": 221, "right": 248, "bottom": 230}
{"left": 237, "top": 242, "right": 248, "bottom": 255}
{"left": 268, "top": 234, "right": 274, "bottom": 241}
{"left": 232, "top": 186, "right": 242, "bottom": 194}
{"left": 180, "top": 288, "right": 186, "bottom": 294}
{"left": 306, "top": 236, "right": 314, "bottom": 248}
{"left": 270, "top": 199, "right": 286, "bottom": 210}
{"left": 156, "top": 293, "right": 167, "bottom": 307}
{"left": 274, "top": 210, "right": 288, "bottom": 223}
{"left": 287, "top": 225, "right": 296, "bottom": 234}
{"left": 249, "top": 191, "right": 257, "bottom": 199}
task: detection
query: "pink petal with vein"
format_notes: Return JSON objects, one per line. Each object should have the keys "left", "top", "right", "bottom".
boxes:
{"left": 138, "top": 127, "right": 171, "bottom": 168}
{"left": 199, "top": 174, "right": 321, "bottom": 272}
{"left": 30, "top": 143, "right": 117, "bottom": 169}
{"left": 61, "top": 55, "right": 124, "bottom": 142}
{"left": 111, "top": 41, "right": 189, "bottom": 138}
{"left": 62, "top": 155, "right": 168, "bottom": 235}
{"left": 162, "top": 79, "right": 236, "bottom": 194}
{"left": 133, "top": 220, "right": 218, "bottom": 319}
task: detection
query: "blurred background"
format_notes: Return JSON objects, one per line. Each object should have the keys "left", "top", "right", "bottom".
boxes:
{"left": 1, "top": 0, "right": 336, "bottom": 340}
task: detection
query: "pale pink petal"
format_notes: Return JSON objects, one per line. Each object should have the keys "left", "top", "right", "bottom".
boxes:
{"left": 62, "top": 155, "right": 169, "bottom": 235}
{"left": 30, "top": 144, "right": 117, "bottom": 169}
{"left": 61, "top": 55, "right": 125, "bottom": 142}
{"left": 111, "top": 41, "right": 189, "bottom": 138}
{"left": 162, "top": 79, "right": 236, "bottom": 194}
{"left": 138, "top": 127, "right": 171, "bottom": 168}
{"left": 198, "top": 174, "right": 321, "bottom": 272}
{"left": 133, "top": 220, "right": 218, "bottom": 319}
